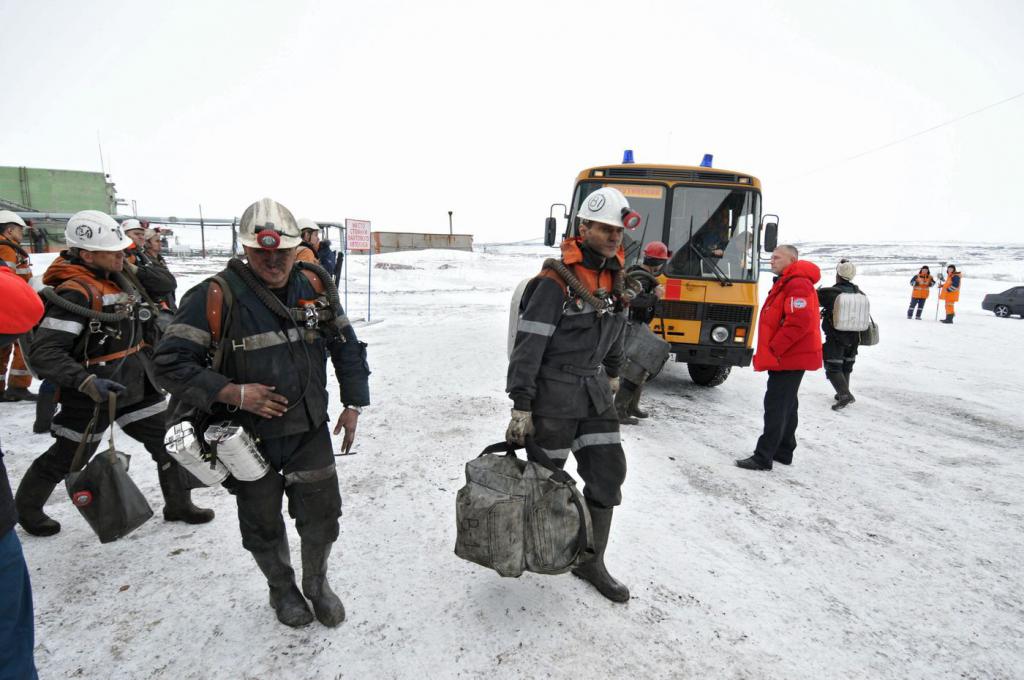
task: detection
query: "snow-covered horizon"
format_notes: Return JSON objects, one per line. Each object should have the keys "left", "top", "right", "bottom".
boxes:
{"left": 4, "top": 243, "right": 1022, "bottom": 679}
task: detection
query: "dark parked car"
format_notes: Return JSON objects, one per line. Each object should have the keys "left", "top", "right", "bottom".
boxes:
{"left": 982, "top": 286, "right": 1024, "bottom": 318}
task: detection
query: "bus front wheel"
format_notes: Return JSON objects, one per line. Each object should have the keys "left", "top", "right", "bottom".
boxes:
{"left": 687, "top": 363, "right": 731, "bottom": 387}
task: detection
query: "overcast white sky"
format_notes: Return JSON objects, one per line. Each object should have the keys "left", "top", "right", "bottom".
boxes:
{"left": 2, "top": 0, "right": 1022, "bottom": 244}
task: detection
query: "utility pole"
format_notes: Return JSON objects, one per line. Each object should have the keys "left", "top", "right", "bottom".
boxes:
{"left": 448, "top": 210, "right": 453, "bottom": 236}
{"left": 199, "top": 203, "right": 206, "bottom": 259}
{"left": 231, "top": 217, "right": 238, "bottom": 255}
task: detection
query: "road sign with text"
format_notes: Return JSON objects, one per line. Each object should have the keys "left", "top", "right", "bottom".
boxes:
{"left": 345, "top": 219, "right": 371, "bottom": 251}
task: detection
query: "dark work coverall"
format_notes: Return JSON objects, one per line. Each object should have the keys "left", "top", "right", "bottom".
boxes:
{"left": 507, "top": 239, "right": 627, "bottom": 508}
{"left": 153, "top": 264, "right": 370, "bottom": 561}
{"left": 15, "top": 253, "right": 203, "bottom": 535}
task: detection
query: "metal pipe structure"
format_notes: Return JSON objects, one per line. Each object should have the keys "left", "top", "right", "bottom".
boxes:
{"left": 199, "top": 203, "right": 206, "bottom": 258}
{"left": 12, "top": 211, "right": 240, "bottom": 226}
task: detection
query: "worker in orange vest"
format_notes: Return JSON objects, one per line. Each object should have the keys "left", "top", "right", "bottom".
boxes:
{"left": 907, "top": 266, "right": 935, "bottom": 320}
{"left": 938, "top": 264, "right": 962, "bottom": 324}
{"left": 0, "top": 210, "right": 37, "bottom": 401}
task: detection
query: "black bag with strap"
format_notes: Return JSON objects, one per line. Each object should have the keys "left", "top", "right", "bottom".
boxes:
{"left": 455, "top": 438, "right": 593, "bottom": 578}
{"left": 64, "top": 394, "right": 154, "bottom": 543}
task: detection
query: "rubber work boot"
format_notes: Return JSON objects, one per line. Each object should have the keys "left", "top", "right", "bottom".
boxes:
{"left": 572, "top": 503, "right": 630, "bottom": 603}
{"left": 15, "top": 466, "right": 61, "bottom": 536}
{"left": 251, "top": 540, "right": 314, "bottom": 627}
{"left": 157, "top": 463, "right": 215, "bottom": 524}
{"left": 827, "top": 372, "right": 855, "bottom": 410}
{"left": 627, "top": 386, "right": 649, "bottom": 419}
{"left": 614, "top": 387, "right": 638, "bottom": 426}
{"left": 301, "top": 542, "right": 346, "bottom": 627}
{"left": 735, "top": 455, "right": 771, "bottom": 471}
{"left": 33, "top": 384, "right": 56, "bottom": 434}
{"left": 940, "top": 313, "right": 954, "bottom": 324}
{"left": 2, "top": 387, "right": 37, "bottom": 402}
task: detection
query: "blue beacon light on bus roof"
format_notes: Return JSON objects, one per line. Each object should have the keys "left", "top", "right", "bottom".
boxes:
{"left": 622, "top": 149, "right": 635, "bottom": 164}
{"left": 701, "top": 154, "right": 713, "bottom": 168}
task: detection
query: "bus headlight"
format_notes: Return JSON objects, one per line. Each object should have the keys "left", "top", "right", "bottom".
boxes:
{"left": 711, "top": 325, "right": 729, "bottom": 343}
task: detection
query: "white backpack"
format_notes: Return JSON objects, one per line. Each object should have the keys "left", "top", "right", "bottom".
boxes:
{"left": 832, "top": 292, "right": 871, "bottom": 331}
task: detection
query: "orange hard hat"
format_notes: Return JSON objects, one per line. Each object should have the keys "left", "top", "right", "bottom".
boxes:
{"left": 643, "top": 241, "right": 670, "bottom": 260}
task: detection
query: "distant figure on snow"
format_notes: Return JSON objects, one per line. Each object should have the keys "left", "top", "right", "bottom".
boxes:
{"left": 939, "top": 264, "right": 962, "bottom": 324}
{"left": 907, "top": 266, "right": 935, "bottom": 320}
{"left": 817, "top": 259, "right": 864, "bottom": 411}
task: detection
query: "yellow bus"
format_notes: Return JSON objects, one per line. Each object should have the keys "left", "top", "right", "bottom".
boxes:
{"left": 544, "top": 160, "right": 779, "bottom": 387}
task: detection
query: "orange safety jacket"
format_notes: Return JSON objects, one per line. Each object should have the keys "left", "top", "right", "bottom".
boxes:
{"left": 296, "top": 242, "right": 318, "bottom": 264}
{"left": 939, "top": 272, "right": 961, "bottom": 303}
{"left": 0, "top": 236, "right": 33, "bottom": 281}
{"left": 30, "top": 255, "right": 153, "bottom": 407}
{"left": 911, "top": 274, "right": 935, "bottom": 300}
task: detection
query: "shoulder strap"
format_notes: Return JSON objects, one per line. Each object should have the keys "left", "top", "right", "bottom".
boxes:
{"left": 538, "top": 261, "right": 569, "bottom": 295}
{"left": 207, "top": 279, "right": 226, "bottom": 345}
{"left": 300, "top": 269, "right": 326, "bottom": 295}
{"left": 57, "top": 277, "right": 104, "bottom": 312}
{"left": 206, "top": 274, "right": 237, "bottom": 373}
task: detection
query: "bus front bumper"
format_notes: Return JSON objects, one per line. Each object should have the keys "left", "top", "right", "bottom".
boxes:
{"left": 671, "top": 344, "right": 753, "bottom": 368}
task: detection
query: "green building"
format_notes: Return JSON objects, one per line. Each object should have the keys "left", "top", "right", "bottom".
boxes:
{"left": 0, "top": 166, "right": 117, "bottom": 250}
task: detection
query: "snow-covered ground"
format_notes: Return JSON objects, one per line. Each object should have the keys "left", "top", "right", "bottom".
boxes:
{"left": 3, "top": 244, "right": 1023, "bottom": 679}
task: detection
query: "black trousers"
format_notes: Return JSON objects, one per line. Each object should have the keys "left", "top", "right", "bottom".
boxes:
{"left": 753, "top": 370, "right": 805, "bottom": 468}
{"left": 822, "top": 340, "right": 857, "bottom": 376}
{"left": 232, "top": 423, "right": 341, "bottom": 554}
{"left": 532, "top": 405, "right": 626, "bottom": 508}
{"left": 908, "top": 297, "right": 926, "bottom": 317}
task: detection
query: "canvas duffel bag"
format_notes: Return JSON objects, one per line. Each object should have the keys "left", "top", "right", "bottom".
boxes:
{"left": 455, "top": 439, "right": 593, "bottom": 578}
{"left": 64, "top": 394, "right": 153, "bottom": 543}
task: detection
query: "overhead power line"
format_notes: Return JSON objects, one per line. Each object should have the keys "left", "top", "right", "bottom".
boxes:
{"left": 784, "top": 88, "right": 1024, "bottom": 182}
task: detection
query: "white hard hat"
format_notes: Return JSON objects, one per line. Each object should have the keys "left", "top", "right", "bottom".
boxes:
{"left": 239, "top": 198, "right": 301, "bottom": 250}
{"left": 121, "top": 218, "right": 144, "bottom": 232}
{"left": 576, "top": 187, "right": 641, "bottom": 230}
{"left": 0, "top": 210, "right": 27, "bottom": 228}
{"left": 296, "top": 217, "right": 319, "bottom": 233}
{"left": 66, "top": 210, "right": 133, "bottom": 252}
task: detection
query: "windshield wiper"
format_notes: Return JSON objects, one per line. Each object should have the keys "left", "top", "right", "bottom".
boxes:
{"left": 688, "top": 242, "right": 732, "bottom": 287}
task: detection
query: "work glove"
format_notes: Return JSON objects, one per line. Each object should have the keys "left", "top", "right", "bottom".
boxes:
{"left": 79, "top": 375, "right": 126, "bottom": 403}
{"left": 608, "top": 376, "right": 621, "bottom": 395}
{"left": 506, "top": 409, "right": 534, "bottom": 446}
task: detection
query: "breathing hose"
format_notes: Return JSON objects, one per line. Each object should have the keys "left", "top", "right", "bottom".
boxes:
{"left": 295, "top": 260, "right": 351, "bottom": 332}
{"left": 40, "top": 270, "right": 142, "bottom": 323}
{"left": 543, "top": 259, "right": 637, "bottom": 313}
{"left": 626, "top": 269, "right": 659, "bottom": 288}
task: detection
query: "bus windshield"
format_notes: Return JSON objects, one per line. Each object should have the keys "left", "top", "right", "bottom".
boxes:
{"left": 664, "top": 187, "right": 760, "bottom": 282}
{"left": 571, "top": 182, "right": 760, "bottom": 282}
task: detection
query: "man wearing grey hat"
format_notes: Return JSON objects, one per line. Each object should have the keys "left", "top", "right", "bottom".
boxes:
{"left": 817, "top": 259, "right": 863, "bottom": 410}
{"left": 154, "top": 198, "right": 370, "bottom": 628}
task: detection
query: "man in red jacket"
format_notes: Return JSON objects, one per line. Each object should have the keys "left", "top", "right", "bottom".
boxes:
{"left": 737, "top": 245, "right": 822, "bottom": 471}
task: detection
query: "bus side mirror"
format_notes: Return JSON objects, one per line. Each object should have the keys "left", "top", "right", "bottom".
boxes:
{"left": 762, "top": 216, "right": 779, "bottom": 252}
{"left": 544, "top": 217, "right": 557, "bottom": 247}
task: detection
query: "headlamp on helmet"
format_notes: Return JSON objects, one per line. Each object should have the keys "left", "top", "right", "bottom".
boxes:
{"left": 256, "top": 229, "right": 282, "bottom": 249}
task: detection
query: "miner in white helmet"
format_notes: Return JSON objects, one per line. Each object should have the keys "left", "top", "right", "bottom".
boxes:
{"left": 119, "top": 218, "right": 177, "bottom": 318}
{"left": 153, "top": 198, "right": 370, "bottom": 628}
{"left": 505, "top": 186, "right": 640, "bottom": 603}
{"left": 15, "top": 210, "right": 215, "bottom": 537}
